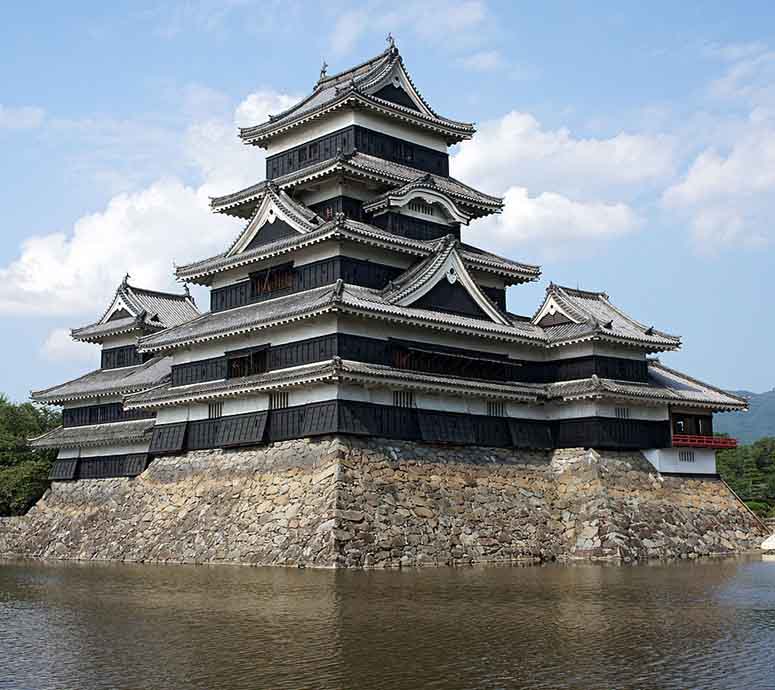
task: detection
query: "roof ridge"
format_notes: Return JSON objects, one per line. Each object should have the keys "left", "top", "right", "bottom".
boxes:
{"left": 316, "top": 47, "right": 394, "bottom": 88}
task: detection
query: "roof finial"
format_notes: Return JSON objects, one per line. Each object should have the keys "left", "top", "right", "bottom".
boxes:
{"left": 183, "top": 283, "right": 191, "bottom": 297}
{"left": 386, "top": 32, "right": 395, "bottom": 50}
{"left": 122, "top": 272, "right": 130, "bottom": 287}
{"left": 320, "top": 60, "right": 328, "bottom": 81}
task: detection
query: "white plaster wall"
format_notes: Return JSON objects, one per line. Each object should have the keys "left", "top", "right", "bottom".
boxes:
{"left": 171, "top": 315, "right": 339, "bottom": 364}
{"left": 265, "top": 109, "right": 448, "bottom": 155}
{"left": 643, "top": 448, "right": 717, "bottom": 475}
{"left": 100, "top": 333, "right": 138, "bottom": 349}
{"left": 61, "top": 396, "right": 123, "bottom": 409}
{"left": 57, "top": 442, "right": 150, "bottom": 459}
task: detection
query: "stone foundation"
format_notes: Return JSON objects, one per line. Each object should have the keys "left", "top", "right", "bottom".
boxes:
{"left": 0, "top": 436, "right": 766, "bottom": 567}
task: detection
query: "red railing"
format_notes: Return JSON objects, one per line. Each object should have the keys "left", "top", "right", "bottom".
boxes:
{"left": 672, "top": 434, "right": 737, "bottom": 449}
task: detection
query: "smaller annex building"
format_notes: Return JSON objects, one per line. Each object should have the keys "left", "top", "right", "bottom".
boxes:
{"left": 30, "top": 277, "right": 199, "bottom": 480}
{"left": 31, "top": 42, "right": 746, "bottom": 485}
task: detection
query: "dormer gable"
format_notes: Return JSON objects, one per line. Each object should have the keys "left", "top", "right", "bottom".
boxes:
{"left": 365, "top": 58, "right": 433, "bottom": 116}
{"left": 363, "top": 175, "right": 472, "bottom": 225}
{"left": 532, "top": 293, "right": 583, "bottom": 328}
{"left": 227, "top": 186, "right": 321, "bottom": 257}
{"left": 384, "top": 237, "right": 510, "bottom": 325}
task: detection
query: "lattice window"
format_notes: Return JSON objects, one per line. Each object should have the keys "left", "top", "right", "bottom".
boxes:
{"left": 487, "top": 401, "right": 506, "bottom": 417}
{"left": 678, "top": 450, "right": 696, "bottom": 463}
{"left": 227, "top": 348, "right": 267, "bottom": 379}
{"left": 208, "top": 402, "right": 223, "bottom": 419}
{"left": 269, "top": 391, "right": 289, "bottom": 410}
{"left": 393, "top": 391, "right": 415, "bottom": 408}
{"left": 615, "top": 406, "right": 630, "bottom": 420}
{"left": 408, "top": 199, "right": 434, "bottom": 216}
{"left": 250, "top": 264, "right": 294, "bottom": 299}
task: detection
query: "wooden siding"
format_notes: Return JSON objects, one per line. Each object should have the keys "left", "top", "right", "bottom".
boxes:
{"left": 210, "top": 256, "right": 404, "bottom": 312}
{"left": 371, "top": 212, "right": 460, "bottom": 242}
{"left": 48, "top": 454, "right": 148, "bottom": 481}
{"left": 265, "top": 125, "right": 449, "bottom": 180}
{"left": 145, "top": 400, "right": 672, "bottom": 454}
{"left": 308, "top": 196, "right": 365, "bottom": 222}
{"left": 170, "top": 333, "right": 653, "bottom": 389}
{"left": 410, "top": 279, "right": 492, "bottom": 320}
{"left": 101, "top": 345, "right": 143, "bottom": 370}
{"left": 149, "top": 422, "right": 187, "bottom": 455}
{"left": 63, "top": 403, "right": 155, "bottom": 427}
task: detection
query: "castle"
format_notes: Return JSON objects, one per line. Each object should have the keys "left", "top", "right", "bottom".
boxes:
{"left": 17, "top": 41, "right": 763, "bottom": 567}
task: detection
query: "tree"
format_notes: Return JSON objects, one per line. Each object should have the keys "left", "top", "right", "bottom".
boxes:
{"left": 718, "top": 437, "right": 775, "bottom": 517}
{"left": 0, "top": 396, "right": 61, "bottom": 516}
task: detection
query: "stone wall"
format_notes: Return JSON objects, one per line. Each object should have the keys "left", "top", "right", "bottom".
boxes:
{"left": 0, "top": 436, "right": 766, "bottom": 567}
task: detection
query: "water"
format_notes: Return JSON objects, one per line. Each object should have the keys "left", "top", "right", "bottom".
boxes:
{"left": 1, "top": 558, "right": 774, "bottom": 690}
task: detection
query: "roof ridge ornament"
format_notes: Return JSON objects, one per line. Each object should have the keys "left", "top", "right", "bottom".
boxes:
{"left": 386, "top": 32, "right": 396, "bottom": 51}
{"left": 319, "top": 60, "right": 328, "bottom": 82}
{"left": 121, "top": 272, "right": 130, "bottom": 288}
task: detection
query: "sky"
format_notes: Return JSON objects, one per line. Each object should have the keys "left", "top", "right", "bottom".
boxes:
{"left": 1, "top": 0, "right": 773, "bottom": 402}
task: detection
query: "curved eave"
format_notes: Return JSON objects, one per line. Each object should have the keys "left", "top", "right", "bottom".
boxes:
{"left": 71, "top": 321, "right": 145, "bottom": 344}
{"left": 239, "top": 92, "right": 475, "bottom": 147}
{"left": 552, "top": 389, "right": 746, "bottom": 412}
{"left": 546, "top": 331, "right": 682, "bottom": 353}
{"left": 28, "top": 423, "right": 154, "bottom": 449}
{"left": 137, "top": 305, "right": 337, "bottom": 354}
{"left": 31, "top": 384, "right": 156, "bottom": 406}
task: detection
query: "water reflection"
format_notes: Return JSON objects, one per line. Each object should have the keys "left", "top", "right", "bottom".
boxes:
{"left": 1, "top": 558, "right": 774, "bottom": 690}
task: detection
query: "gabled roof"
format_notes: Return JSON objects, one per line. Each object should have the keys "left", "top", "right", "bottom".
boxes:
{"left": 29, "top": 418, "right": 155, "bottom": 449}
{"left": 239, "top": 44, "right": 475, "bottom": 146}
{"left": 31, "top": 356, "right": 172, "bottom": 404}
{"left": 176, "top": 215, "right": 539, "bottom": 286}
{"left": 71, "top": 278, "right": 199, "bottom": 343}
{"left": 547, "top": 360, "right": 747, "bottom": 412}
{"left": 533, "top": 283, "right": 681, "bottom": 352}
{"left": 225, "top": 184, "right": 322, "bottom": 256}
{"left": 362, "top": 173, "right": 473, "bottom": 224}
{"left": 381, "top": 235, "right": 511, "bottom": 325}
{"left": 211, "top": 151, "right": 503, "bottom": 220}
{"left": 138, "top": 279, "right": 547, "bottom": 354}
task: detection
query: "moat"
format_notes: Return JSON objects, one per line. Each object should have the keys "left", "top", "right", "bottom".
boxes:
{"left": 1, "top": 558, "right": 774, "bottom": 690}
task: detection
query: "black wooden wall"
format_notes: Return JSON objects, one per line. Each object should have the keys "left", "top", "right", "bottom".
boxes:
{"left": 170, "top": 333, "right": 652, "bottom": 389}
{"left": 210, "top": 256, "right": 404, "bottom": 313}
{"left": 265, "top": 125, "right": 449, "bottom": 180}
{"left": 148, "top": 400, "right": 672, "bottom": 456}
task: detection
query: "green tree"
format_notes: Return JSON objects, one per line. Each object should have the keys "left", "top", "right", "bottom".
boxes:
{"left": 718, "top": 436, "right": 775, "bottom": 516}
{"left": 0, "top": 395, "right": 61, "bottom": 516}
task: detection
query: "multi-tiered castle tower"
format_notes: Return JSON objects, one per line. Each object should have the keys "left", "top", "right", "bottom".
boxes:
{"left": 34, "top": 41, "right": 745, "bottom": 482}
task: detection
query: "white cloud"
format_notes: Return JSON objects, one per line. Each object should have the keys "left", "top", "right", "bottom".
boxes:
{"left": 235, "top": 90, "right": 300, "bottom": 128}
{"left": 0, "top": 89, "right": 294, "bottom": 324}
{"left": 0, "top": 104, "right": 45, "bottom": 130}
{"left": 41, "top": 328, "right": 101, "bottom": 365}
{"left": 662, "top": 121, "right": 775, "bottom": 248}
{"left": 451, "top": 111, "right": 676, "bottom": 200}
{"left": 460, "top": 50, "right": 502, "bottom": 72}
{"left": 469, "top": 187, "right": 639, "bottom": 258}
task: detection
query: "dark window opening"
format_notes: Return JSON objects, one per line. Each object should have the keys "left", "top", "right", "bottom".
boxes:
{"left": 227, "top": 348, "right": 267, "bottom": 379}
{"left": 250, "top": 264, "right": 294, "bottom": 299}
{"left": 391, "top": 345, "right": 518, "bottom": 382}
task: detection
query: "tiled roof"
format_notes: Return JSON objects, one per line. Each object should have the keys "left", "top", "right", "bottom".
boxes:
{"left": 537, "top": 284, "right": 681, "bottom": 351}
{"left": 138, "top": 286, "right": 338, "bottom": 352}
{"left": 29, "top": 419, "right": 155, "bottom": 449}
{"left": 210, "top": 152, "right": 503, "bottom": 219}
{"left": 238, "top": 46, "right": 475, "bottom": 145}
{"left": 546, "top": 360, "right": 746, "bottom": 411}
{"left": 72, "top": 279, "right": 199, "bottom": 343}
{"left": 31, "top": 357, "right": 172, "bottom": 404}
{"left": 124, "top": 361, "right": 336, "bottom": 408}
{"left": 139, "top": 278, "right": 548, "bottom": 354}
{"left": 177, "top": 215, "right": 536, "bottom": 285}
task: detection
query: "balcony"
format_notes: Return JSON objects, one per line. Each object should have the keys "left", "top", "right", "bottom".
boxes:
{"left": 672, "top": 434, "right": 737, "bottom": 449}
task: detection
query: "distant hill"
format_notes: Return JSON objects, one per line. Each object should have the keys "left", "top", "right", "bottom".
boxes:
{"left": 715, "top": 389, "right": 775, "bottom": 445}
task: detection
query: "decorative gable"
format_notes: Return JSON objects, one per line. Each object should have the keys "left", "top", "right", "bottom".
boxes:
{"left": 365, "top": 59, "right": 435, "bottom": 117}
{"left": 227, "top": 188, "right": 319, "bottom": 257}
{"left": 386, "top": 240, "right": 510, "bottom": 325}
{"left": 532, "top": 294, "right": 582, "bottom": 327}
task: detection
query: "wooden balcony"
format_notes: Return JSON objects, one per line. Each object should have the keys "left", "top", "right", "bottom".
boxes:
{"left": 672, "top": 434, "right": 737, "bottom": 449}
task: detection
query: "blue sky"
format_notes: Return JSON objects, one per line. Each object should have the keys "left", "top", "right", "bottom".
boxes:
{"left": 1, "top": 1, "right": 773, "bottom": 401}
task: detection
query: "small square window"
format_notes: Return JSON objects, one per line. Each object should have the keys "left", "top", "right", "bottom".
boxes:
{"left": 208, "top": 402, "right": 223, "bottom": 419}
{"left": 393, "top": 391, "right": 415, "bottom": 408}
